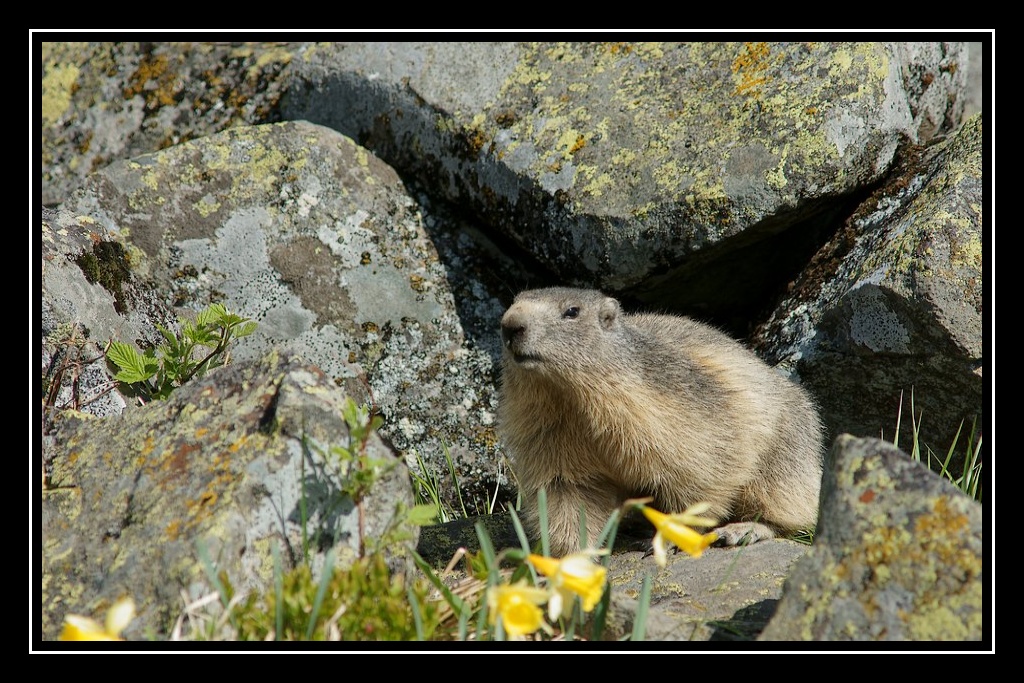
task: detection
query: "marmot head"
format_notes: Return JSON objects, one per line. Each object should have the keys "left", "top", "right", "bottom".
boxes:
{"left": 500, "top": 288, "right": 623, "bottom": 376}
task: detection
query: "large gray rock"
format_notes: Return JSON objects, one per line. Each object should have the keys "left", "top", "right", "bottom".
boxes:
{"left": 40, "top": 40, "right": 979, "bottom": 335}
{"left": 41, "top": 41, "right": 295, "bottom": 206}
{"left": 282, "top": 42, "right": 970, "bottom": 307}
{"left": 41, "top": 205, "right": 178, "bottom": 423}
{"left": 604, "top": 540, "right": 808, "bottom": 641}
{"left": 53, "top": 119, "right": 507, "bottom": 516}
{"left": 41, "top": 349, "right": 417, "bottom": 641}
{"left": 754, "top": 113, "right": 983, "bottom": 473}
{"left": 759, "top": 435, "right": 983, "bottom": 641}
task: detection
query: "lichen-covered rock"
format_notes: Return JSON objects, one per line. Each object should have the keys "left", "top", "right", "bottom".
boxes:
{"left": 759, "top": 435, "right": 982, "bottom": 641}
{"left": 41, "top": 349, "right": 417, "bottom": 641}
{"left": 282, "top": 41, "right": 970, "bottom": 300}
{"left": 54, "top": 119, "right": 506, "bottom": 517}
{"left": 604, "top": 539, "right": 808, "bottom": 642}
{"left": 41, "top": 206, "right": 176, "bottom": 424}
{"left": 36, "top": 39, "right": 989, "bottom": 646}
{"left": 41, "top": 41, "right": 294, "bottom": 206}
{"left": 41, "top": 41, "right": 975, "bottom": 324}
{"left": 753, "top": 114, "right": 983, "bottom": 471}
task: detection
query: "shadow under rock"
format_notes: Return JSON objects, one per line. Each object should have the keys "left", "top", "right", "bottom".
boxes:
{"left": 708, "top": 599, "right": 780, "bottom": 641}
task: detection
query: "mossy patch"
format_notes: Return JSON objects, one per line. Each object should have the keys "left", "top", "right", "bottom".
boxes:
{"left": 75, "top": 241, "right": 134, "bottom": 314}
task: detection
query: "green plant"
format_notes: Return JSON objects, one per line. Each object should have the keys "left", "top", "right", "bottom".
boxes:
{"left": 411, "top": 439, "right": 481, "bottom": 524}
{"left": 181, "top": 544, "right": 440, "bottom": 642}
{"left": 790, "top": 528, "right": 815, "bottom": 545}
{"left": 411, "top": 441, "right": 512, "bottom": 524}
{"left": 323, "top": 399, "right": 389, "bottom": 503}
{"left": 414, "top": 493, "right": 688, "bottom": 642}
{"left": 106, "top": 303, "right": 256, "bottom": 402}
{"left": 176, "top": 399, "right": 439, "bottom": 642}
{"left": 169, "top": 402, "right": 727, "bottom": 642}
{"left": 223, "top": 552, "right": 440, "bottom": 641}
{"left": 891, "top": 389, "right": 983, "bottom": 502}
{"left": 172, "top": 489, "right": 683, "bottom": 642}
{"left": 410, "top": 447, "right": 458, "bottom": 524}
{"left": 299, "top": 399, "right": 436, "bottom": 561}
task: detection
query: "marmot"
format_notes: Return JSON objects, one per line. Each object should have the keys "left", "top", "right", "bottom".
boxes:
{"left": 497, "top": 287, "right": 824, "bottom": 556}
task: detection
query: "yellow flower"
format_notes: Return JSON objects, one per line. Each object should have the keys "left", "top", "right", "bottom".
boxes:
{"left": 639, "top": 504, "right": 719, "bottom": 565}
{"left": 486, "top": 581, "right": 552, "bottom": 638}
{"left": 527, "top": 549, "right": 609, "bottom": 620}
{"left": 59, "top": 597, "right": 136, "bottom": 641}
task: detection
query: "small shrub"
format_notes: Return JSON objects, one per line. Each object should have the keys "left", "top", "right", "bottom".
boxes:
{"left": 106, "top": 303, "right": 256, "bottom": 402}
{"left": 223, "top": 553, "right": 440, "bottom": 642}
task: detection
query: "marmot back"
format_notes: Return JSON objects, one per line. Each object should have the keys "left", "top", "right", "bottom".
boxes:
{"left": 497, "top": 287, "right": 824, "bottom": 556}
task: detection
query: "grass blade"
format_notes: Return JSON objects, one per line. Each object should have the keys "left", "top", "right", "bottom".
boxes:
{"left": 305, "top": 549, "right": 335, "bottom": 640}
{"left": 412, "top": 550, "right": 465, "bottom": 616}
{"left": 537, "top": 487, "right": 550, "bottom": 558}
{"left": 272, "top": 541, "right": 283, "bottom": 641}
{"left": 631, "top": 574, "right": 652, "bottom": 641}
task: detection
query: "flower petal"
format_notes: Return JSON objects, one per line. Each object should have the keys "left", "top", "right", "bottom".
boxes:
{"left": 663, "top": 524, "right": 718, "bottom": 558}
{"left": 652, "top": 531, "right": 668, "bottom": 567}
{"left": 547, "top": 591, "right": 564, "bottom": 622}
{"left": 60, "top": 614, "right": 121, "bottom": 641}
{"left": 640, "top": 504, "right": 718, "bottom": 558}
{"left": 487, "top": 581, "right": 552, "bottom": 637}
{"left": 526, "top": 553, "right": 560, "bottom": 577}
{"left": 528, "top": 552, "right": 608, "bottom": 613}
{"left": 105, "top": 597, "right": 136, "bottom": 636}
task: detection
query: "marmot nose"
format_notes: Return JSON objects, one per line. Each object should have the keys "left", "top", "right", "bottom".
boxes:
{"left": 501, "top": 321, "right": 525, "bottom": 347}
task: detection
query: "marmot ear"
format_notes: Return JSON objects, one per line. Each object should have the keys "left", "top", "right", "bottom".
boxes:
{"left": 599, "top": 296, "right": 620, "bottom": 329}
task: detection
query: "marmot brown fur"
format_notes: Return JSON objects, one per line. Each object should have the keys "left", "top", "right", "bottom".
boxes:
{"left": 497, "top": 287, "right": 824, "bottom": 556}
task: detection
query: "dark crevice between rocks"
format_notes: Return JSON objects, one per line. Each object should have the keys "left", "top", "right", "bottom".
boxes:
{"left": 402, "top": 176, "right": 558, "bottom": 369}
{"left": 622, "top": 186, "right": 876, "bottom": 342}
{"left": 257, "top": 385, "right": 282, "bottom": 436}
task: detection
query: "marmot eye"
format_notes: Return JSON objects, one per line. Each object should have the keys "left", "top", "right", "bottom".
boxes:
{"left": 563, "top": 306, "right": 580, "bottom": 319}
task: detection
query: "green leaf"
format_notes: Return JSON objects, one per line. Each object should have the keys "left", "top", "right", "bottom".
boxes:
{"left": 412, "top": 551, "right": 466, "bottom": 616}
{"left": 306, "top": 549, "right": 336, "bottom": 640}
{"left": 407, "top": 504, "right": 442, "bottom": 526}
{"left": 630, "top": 574, "right": 652, "bottom": 641}
{"left": 112, "top": 368, "right": 145, "bottom": 384}
{"left": 219, "top": 313, "right": 245, "bottom": 328}
{"left": 341, "top": 398, "right": 361, "bottom": 430}
{"left": 186, "top": 319, "right": 219, "bottom": 347}
{"left": 105, "top": 303, "right": 257, "bottom": 402}
{"left": 196, "top": 303, "right": 228, "bottom": 328}
{"left": 107, "top": 340, "right": 155, "bottom": 383}
{"left": 235, "top": 321, "right": 258, "bottom": 338}
{"left": 157, "top": 324, "right": 178, "bottom": 347}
